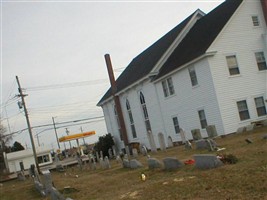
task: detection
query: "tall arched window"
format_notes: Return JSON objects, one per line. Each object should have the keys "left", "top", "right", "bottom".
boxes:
{"left": 114, "top": 105, "right": 122, "bottom": 140}
{"left": 126, "top": 99, "right": 137, "bottom": 138}
{"left": 139, "top": 92, "right": 151, "bottom": 131}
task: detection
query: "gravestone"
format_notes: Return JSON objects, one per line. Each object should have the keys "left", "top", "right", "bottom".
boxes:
{"left": 195, "top": 139, "right": 208, "bottom": 149}
{"left": 158, "top": 132, "right": 166, "bottom": 151}
{"left": 246, "top": 124, "right": 255, "bottom": 132}
{"left": 116, "top": 155, "right": 123, "bottom": 165}
{"left": 104, "top": 156, "right": 111, "bottom": 169}
{"left": 162, "top": 157, "right": 183, "bottom": 170}
{"left": 179, "top": 128, "right": 187, "bottom": 144}
{"left": 42, "top": 170, "right": 53, "bottom": 195}
{"left": 191, "top": 129, "right": 202, "bottom": 140}
{"left": 132, "top": 148, "right": 138, "bottom": 158}
{"left": 194, "top": 154, "right": 223, "bottom": 169}
{"left": 263, "top": 120, "right": 267, "bottom": 127}
{"left": 141, "top": 145, "right": 148, "bottom": 157}
{"left": 99, "top": 158, "right": 105, "bottom": 169}
{"left": 112, "top": 145, "right": 117, "bottom": 158}
{"left": 129, "top": 159, "right": 143, "bottom": 169}
{"left": 147, "top": 130, "right": 157, "bottom": 152}
{"left": 17, "top": 171, "right": 26, "bottom": 181}
{"left": 263, "top": 134, "right": 267, "bottom": 140}
{"left": 237, "top": 126, "right": 246, "bottom": 134}
{"left": 147, "top": 158, "right": 162, "bottom": 170}
{"left": 96, "top": 152, "right": 100, "bottom": 163}
{"left": 167, "top": 136, "right": 173, "bottom": 148}
{"left": 185, "top": 140, "right": 192, "bottom": 149}
{"left": 122, "top": 159, "right": 130, "bottom": 168}
{"left": 206, "top": 125, "right": 218, "bottom": 138}
{"left": 125, "top": 146, "right": 131, "bottom": 158}
{"left": 108, "top": 148, "right": 113, "bottom": 159}
{"left": 100, "top": 151, "right": 104, "bottom": 159}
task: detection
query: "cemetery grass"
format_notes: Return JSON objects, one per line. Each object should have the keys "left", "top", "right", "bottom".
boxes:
{"left": 1, "top": 127, "right": 267, "bottom": 200}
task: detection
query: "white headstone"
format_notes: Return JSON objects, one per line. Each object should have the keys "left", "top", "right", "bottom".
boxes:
{"left": 147, "top": 130, "right": 157, "bottom": 152}
{"left": 158, "top": 132, "right": 166, "bottom": 151}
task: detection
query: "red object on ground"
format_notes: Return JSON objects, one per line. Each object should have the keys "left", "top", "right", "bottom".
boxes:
{"left": 184, "top": 159, "right": 195, "bottom": 165}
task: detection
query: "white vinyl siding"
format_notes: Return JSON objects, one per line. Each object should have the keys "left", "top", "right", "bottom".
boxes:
{"left": 254, "top": 97, "right": 266, "bottom": 117}
{"left": 255, "top": 52, "right": 267, "bottom": 71}
{"left": 226, "top": 55, "right": 240, "bottom": 75}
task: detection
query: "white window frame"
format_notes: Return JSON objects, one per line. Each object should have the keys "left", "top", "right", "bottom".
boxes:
{"left": 126, "top": 99, "right": 137, "bottom": 138}
{"left": 226, "top": 55, "right": 240, "bottom": 76}
{"left": 255, "top": 51, "right": 267, "bottom": 71}
{"left": 140, "top": 92, "right": 151, "bottom": 131}
{"left": 172, "top": 116, "right": 180, "bottom": 134}
{"left": 251, "top": 15, "right": 260, "bottom": 27}
{"left": 198, "top": 109, "right": 208, "bottom": 129}
{"left": 162, "top": 77, "right": 175, "bottom": 97}
{"left": 188, "top": 66, "right": 198, "bottom": 87}
{"left": 254, "top": 96, "right": 267, "bottom": 117}
{"left": 236, "top": 100, "right": 250, "bottom": 121}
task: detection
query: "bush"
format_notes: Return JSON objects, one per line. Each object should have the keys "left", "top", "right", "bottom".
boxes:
{"left": 94, "top": 133, "right": 114, "bottom": 158}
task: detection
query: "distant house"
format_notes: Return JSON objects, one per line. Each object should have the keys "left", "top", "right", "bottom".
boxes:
{"left": 97, "top": 0, "right": 267, "bottom": 151}
{"left": 4, "top": 147, "right": 53, "bottom": 173}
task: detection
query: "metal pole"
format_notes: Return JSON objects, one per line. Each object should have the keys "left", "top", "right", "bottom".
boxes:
{"left": 52, "top": 117, "right": 60, "bottom": 149}
{"left": 80, "top": 126, "right": 86, "bottom": 145}
{"left": 16, "top": 76, "right": 41, "bottom": 174}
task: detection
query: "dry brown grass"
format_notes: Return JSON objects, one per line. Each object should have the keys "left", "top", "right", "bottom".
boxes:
{"left": 1, "top": 127, "right": 267, "bottom": 200}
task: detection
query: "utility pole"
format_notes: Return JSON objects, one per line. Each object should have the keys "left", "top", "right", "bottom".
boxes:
{"left": 52, "top": 117, "right": 60, "bottom": 149}
{"left": 104, "top": 54, "right": 129, "bottom": 146}
{"left": 16, "top": 76, "right": 40, "bottom": 174}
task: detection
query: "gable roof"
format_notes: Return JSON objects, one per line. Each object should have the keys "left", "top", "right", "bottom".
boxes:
{"left": 97, "top": 0, "right": 243, "bottom": 106}
{"left": 155, "top": 0, "right": 243, "bottom": 79}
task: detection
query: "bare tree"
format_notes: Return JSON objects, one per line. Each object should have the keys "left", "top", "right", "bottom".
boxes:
{"left": 0, "top": 123, "right": 12, "bottom": 152}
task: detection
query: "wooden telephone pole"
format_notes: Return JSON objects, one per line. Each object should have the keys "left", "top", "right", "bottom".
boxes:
{"left": 16, "top": 76, "right": 40, "bottom": 174}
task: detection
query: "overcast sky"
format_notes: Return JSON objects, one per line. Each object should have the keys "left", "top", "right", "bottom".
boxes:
{"left": 1, "top": 0, "right": 223, "bottom": 150}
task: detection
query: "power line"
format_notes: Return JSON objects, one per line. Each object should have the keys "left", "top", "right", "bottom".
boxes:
{"left": 26, "top": 79, "right": 109, "bottom": 92}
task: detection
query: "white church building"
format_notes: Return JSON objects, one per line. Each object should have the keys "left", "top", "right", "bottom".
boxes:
{"left": 97, "top": 0, "right": 267, "bottom": 151}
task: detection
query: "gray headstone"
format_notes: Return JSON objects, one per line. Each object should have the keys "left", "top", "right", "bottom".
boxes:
{"left": 263, "top": 134, "right": 267, "bottom": 140}
{"left": 167, "top": 136, "right": 173, "bottom": 148}
{"left": 184, "top": 140, "right": 192, "bottom": 150}
{"left": 17, "top": 171, "right": 26, "bottom": 181}
{"left": 179, "top": 128, "right": 187, "bottom": 144}
{"left": 100, "top": 151, "right": 104, "bottom": 159}
{"left": 99, "top": 158, "right": 105, "bottom": 169}
{"left": 147, "top": 130, "right": 157, "bottom": 152}
{"left": 125, "top": 146, "right": 131, "bottom": 158}
{"left": 237, "top": 126, "right": 246, "bottom": 134}
{"left": 132, "top": 148, "right": 138, "bottom": 158}
{"left": 195, "top": 139, "right": 208, "bottom": 149}
{"left": 263, "top": 120, "right": 267, "bottom": 127}
{"left": 158, "top": 132, "right": 166, "bottom": 151}
{"left": 96, "top": 152, "right": 100, "bottom": 163}
{"left": 129, "top": 159, "right": 143, "bottom": 169}
{"left": 104, "top": 156, "right": 111, "bottom": 169}
{"left": 147, "top": 158, "right": 162, "bottom": 169}
{"left": 122, "top": 159, "right": 130, "bottom": 168}
{"left": 162, "top": 157, "right": 183, "bottom": 170}
{"left": 194, "top": 154, "right": 223, "bottom": 169}
{"left": 246, "top": 124, "right": 255, "bottom": 132}
{"left": 206, "top": 125, "right": 218, "bottom": 138}
{"left": 112, "top": 145, "right": 117, "bottom": 157}
{"left": 42, "top": 170, "right": 53, "bottom": 195}
{"left": 141, "top": 145, "right": 148, "bottom": 156}
{"left": 108, "top": 148, "right": 113, "bottom": 159}
{"left": 191, "top": 129, "right": 202, "bottom": 140}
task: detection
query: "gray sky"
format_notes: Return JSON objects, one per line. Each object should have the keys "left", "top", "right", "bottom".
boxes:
{"left": 1, "top": 0, "right": 223, "bottom": 150}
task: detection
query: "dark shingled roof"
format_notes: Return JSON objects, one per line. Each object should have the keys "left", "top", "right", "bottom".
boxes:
{"left": 97, "top": 0, "right": 243, "bottom": 106}
{"left": 156, "top": 0, "right": 243, "bottom": 79}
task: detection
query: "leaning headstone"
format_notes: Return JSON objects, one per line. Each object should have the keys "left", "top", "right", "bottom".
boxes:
{"left": 162, "top": 157, "right": 183, "bottom": 170}
{"left": 191, "top": 129, "right": 202, "bottom": 140}
{"left": 237, "top": 126, "right": 246, "bottom": 134}
{"left": 147, "top": 130, "right": 157, "bottom": 153}
{"left": 206, "top": 125, "right": 218, "bottom": 138}
{"left": 194, "top": 154, "right": 223, "bottom": 169}
{"left": 129, "top": 159, "right": 143, "bottom": 169}
{"left": 141, "top": 145, "right": 148, "bottom": 157}
{"left": 158, "top": 132, "right": 166, "bottom": 151}
{"left": 17, "top": 171, "right": 26, "bottom": 181}
{"left": 245, "top": 138, "right": 253, "bottom": 144}
{"left": 147, "top": 158, "right": 162, "bottom": 170}
{"left": 132, "top": 148, "right": 138, "bottom": 158}
{"left": 184, "top": 140, "right": 192, "bottom": 150}
{"left": 246, "top": 124, "right": 255, "bottom": 132}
